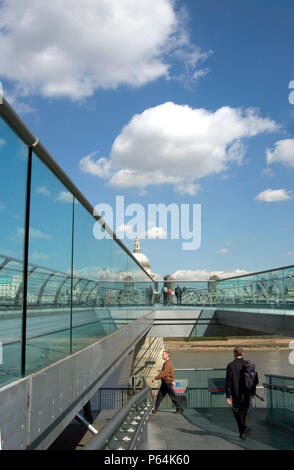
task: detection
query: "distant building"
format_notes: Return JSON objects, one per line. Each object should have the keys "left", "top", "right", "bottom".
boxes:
{"left": 132, "top": 236, "right": 155, "bottom": 279}
{"left": 0, "top": 275, "right": 22, "bottom": 300}
{"left": 208, "top": 274, "right": 220, "bottom": 292}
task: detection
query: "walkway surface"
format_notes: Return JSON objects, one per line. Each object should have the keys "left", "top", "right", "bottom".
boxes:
{"left": 138, "top": 409, "right": 294, "bottom": 451}
{"left": 139, "top": 411, "right": 242, "bottom": 450}
{"left": 49, "top": 408, "right": 294, "bottom": 450}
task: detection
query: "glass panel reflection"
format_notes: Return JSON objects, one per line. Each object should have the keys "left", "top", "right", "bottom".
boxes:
{"left": 25, "top": 153, "right": 73, "bottom": 374}
{"left": 72, "top": 201, "right": 113, "bottom": 352}
{"left": 284, "top": 267, "right": 294, "bottom": 311}
{"left": 0, "top": 117, "right": 27, "bottom": 385}
{"left": 1, "top": 109, "right": 153, "bottom": 383}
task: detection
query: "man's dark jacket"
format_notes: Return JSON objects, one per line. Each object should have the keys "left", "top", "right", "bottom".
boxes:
{"left": 226, "top": 357, "right": 258, "bottom": 399}
{"left": 175, "top": 287, "right": 182, "bottom": 297}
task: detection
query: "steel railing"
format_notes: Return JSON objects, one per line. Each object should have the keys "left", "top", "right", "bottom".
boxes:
{"left": 84, "top": 379, "right": 154, "bottom": 450}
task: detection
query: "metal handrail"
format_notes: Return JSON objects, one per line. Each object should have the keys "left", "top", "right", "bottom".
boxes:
{"left": 128, "top": 391, "right": 154, "bottom": 450}
{"left": 216, "top": 265, "right": 294, "bottom": 282}
{"left": 264, "top": 374, "right": 294, "bottom": 381}
{"left": 83, "top": 382, "right": 153, "bottom": 450}
{"left": 0, "top": 96, "right": 155, "bottom": 283}
{"left": 263, "top": 383, "right": 294, "bottom": 393}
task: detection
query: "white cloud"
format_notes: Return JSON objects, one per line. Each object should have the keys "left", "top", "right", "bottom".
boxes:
{"left": 261, "top": 167, "right": 274, "bottom": 177}
{"left": 72, "top": 266, "right": 149, "bottom": 282}
{"left": 81, "top": 102, "right": 278, "bottom": 193}
{"left": 73, "top": 266, "right": 110, "bottom": 281}
{"left": 37, "top": 186, "right": 52, "bottom": 198}
{"left": 2, "top": 90, "right": 34, "bottom": 114}
{"left": 193, "top": 68, "right": 210, "bottom": 80}
{"left": 29, "top": 228, "right": 53, "bottom": 240}
{"left": 116, "top": 224, "right": 135, "bottom": 238}
{"left": 56, "top": 191, "right": 73, "bottom": 204}
{"left": 79, "top": 153, "right": 112, "bottom": 178}
{"left": 0, "top": 138, "right": 5, "bottom": 149}
{"left": 216, "top": 248, "right": 230, "bottom": 255}
{"left": 108, "top": 169, "right": 188, "bottom": 193}
{"left": 36, "top": 186, "right": 74, "bottom": 203}
{"left": 17, "top": 227, "right": 53, "bottom": 240}
{"left": 30, "top": 252, "right": 50, "bottom": 262}
{"left": 146, "top": 226, "right": 167, "bottom": 239}
{"left": 171, "top": 269, "right": 249, "bottom": 281}
{"left": 174, "top": 181, "right": 201, "bottom": 196}
{"left": 255, "top": 188, "right": 293, "bottom": 202}
{"left": 0, "top": 0, "right": 210, "bottom": 100}
{"left": 266, "top": 138, "right": 294, "bottom": 168}
{"left": 0, "top": 201, "right": 6, "bottom": 211}
{"left": 116, "top": 223, "right": 167, "bottom": 240}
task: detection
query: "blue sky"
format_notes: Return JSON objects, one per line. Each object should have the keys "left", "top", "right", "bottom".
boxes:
{"left": 0, "top": 0, "right": 294, "bottom": 280}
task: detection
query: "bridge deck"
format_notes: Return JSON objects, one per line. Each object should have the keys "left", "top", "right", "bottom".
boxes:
{"left": 49, "top": 408, "right": 294, "bottom": 450}
{"left": 139, "top": 409, "right": 294, "bottom": 451}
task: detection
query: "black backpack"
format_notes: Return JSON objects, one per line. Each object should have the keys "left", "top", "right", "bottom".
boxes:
{"left": 243, "top": 359, "right": 257, "bottom": 393}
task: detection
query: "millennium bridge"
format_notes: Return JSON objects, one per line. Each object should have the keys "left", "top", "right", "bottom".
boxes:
{"left": 0, "top": 97, "right": 294, "bottom": 450}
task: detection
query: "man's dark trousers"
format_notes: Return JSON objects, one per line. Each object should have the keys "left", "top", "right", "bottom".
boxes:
{"left": 154, "top": 382, "right": 182, "bottom": 411}
{"left": 232, "top": 393, "right": 250, "bottom": 434}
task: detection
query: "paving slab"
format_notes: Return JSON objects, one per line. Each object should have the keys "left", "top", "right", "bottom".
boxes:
{"left": 183, "top": 408, "right": 294, "bottom": 451}
{"left": 49, "top": 407, "right": 294, "bottom": 450}
{"left": 139, "top": 410, "right": 243, "bottom": 450}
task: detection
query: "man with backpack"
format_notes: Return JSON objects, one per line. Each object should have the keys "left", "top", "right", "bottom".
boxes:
{"left": 225, "top": 346, "right": 259, "bottom": 440}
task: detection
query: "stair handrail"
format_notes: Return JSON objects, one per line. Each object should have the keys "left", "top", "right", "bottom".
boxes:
{"left": 83, "top": 378, "right": 153, "bottom": 450}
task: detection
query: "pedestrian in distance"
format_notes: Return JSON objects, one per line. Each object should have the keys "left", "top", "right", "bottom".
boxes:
{"left": 151, "top": 350, "right": 183, "bottom": 414}
{"left": 175, "top": 284, "right": 182, "bottom": 305}
{"left": 167, "top": 287, "right": 173, "bottom": 307}
{"left": 226, "top": 346, "right": 259, "bottom": 440}
{"left": 162, "top": 286, "right": 168, "bottom": 306}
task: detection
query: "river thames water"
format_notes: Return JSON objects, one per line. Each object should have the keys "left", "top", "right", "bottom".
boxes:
{"left": 171, "top": 350, "right": 294, "bottom": 384}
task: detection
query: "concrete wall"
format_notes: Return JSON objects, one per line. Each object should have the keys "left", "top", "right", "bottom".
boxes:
{"left": 148, "top": 308, "right": 294, "bottom": 338}
{"left": 131, "top": 336, "right": 164, "bottom": 387}
{"left": 148, "top": 309, "right": 202, "bottom": 337}
{"left": 0, "top": 311, "right": 155, "bottom": 450}
{"left": 215, "top": 309, "right": 294, "bottom": 336}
